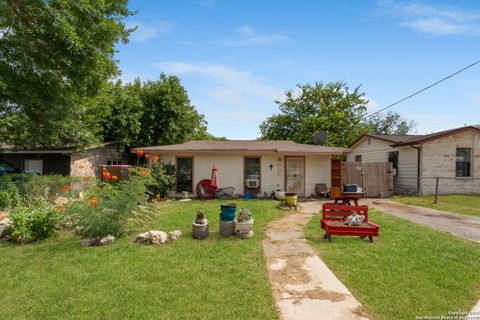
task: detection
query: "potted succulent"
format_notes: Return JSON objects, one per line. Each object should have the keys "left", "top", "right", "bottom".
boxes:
{"left": 192, "top": 211, "right": 209, "bottom": 239}
{"left": 235, "top": 208, "right": 254, "bottom": 239}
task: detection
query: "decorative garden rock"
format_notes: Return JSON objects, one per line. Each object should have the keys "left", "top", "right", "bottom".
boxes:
{"left": 168, "top": 230, "right": 182, "bottom": 240}
{"left": 135, "top": 230, "right": 181, "bottom": 245}
{"left": 0, "top": 217, "right": 11, "bottom": 238}
{"left": 149, "top": 230, "right": 168, "bottom": 244}
{"left": 80, "top": 235, "right": 116, "bottom": 247}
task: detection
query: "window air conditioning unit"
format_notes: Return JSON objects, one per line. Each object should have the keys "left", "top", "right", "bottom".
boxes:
{"left": 246, "top": 179, "right": 259, "bottom": 188}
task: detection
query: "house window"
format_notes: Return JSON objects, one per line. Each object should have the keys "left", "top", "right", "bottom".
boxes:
{"left": 106, "top": 160, "right": 122, "bottom": 165}
{"left": 388, "top": 151, "right": 399, "bottom": 176}
{"left": 355, "top": 155, "right": 362, "bottom": 162}
{"left": 456, "top": 148, "right": 471, "bottom": 177}
{"left": 176, "top": 157, "right": 193, "bottom": 192}
{"left": 244, "top": 157, "right": 261, "bottom": 191}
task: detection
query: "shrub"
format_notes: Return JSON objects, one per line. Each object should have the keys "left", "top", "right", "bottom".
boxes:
{"left": 9, "top": 199, "right": 59, "bottom": 243}
{"left": 147, "top": 161, "right": 175, "bottom": 198}
{"left": 0, "top": 176, "right": 22, "bottom": 209}
{"left": 20, "top": 174, "right": 81, "bottom": 200}
{"left": 67, "top": 174, "right": 153, "bottom": 239}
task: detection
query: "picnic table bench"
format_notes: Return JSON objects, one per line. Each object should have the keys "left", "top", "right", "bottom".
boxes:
{"left": 321, "top": 203, "right": 380, "bottom": 242}
{"left": 332, "top": 195, "right": 363, "bottom": 206}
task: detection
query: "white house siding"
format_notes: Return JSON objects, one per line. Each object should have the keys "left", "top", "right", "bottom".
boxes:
{"left": 420, "top": 131, "right": 480, "bottom": 195}
{"left": 158, "top": 152, "right": 331, "bottom": 197}
{"left": 305, "top": 155, "right": 331, "bottom": 197}
{"left": 347, "top": 137, "right": 418, "bottom": 194}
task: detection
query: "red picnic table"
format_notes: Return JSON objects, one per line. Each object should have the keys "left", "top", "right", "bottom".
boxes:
{"left": 332, "top": 195, "right": 363, "bottom": 206}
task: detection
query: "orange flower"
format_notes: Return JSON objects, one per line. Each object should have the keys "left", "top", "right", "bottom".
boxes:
{"left": 139, "top": 169, "right": 146, "bottom": 174}
{"left": 153, "top": 155, "right": 160, "bottom": 162}
{"left": 62, "top": 185, "right": 71, "bottom": 192}
{"left": 102, "top": 172, "right": 111, "bottom": 180}
{"left": 83, "top": 177, "right": 92, "bottom": 183}
{"left": 144, "top": 153, "right": 150, "bottom": 160}
{"left": 111, "top": 175, "right": 118, "bottom": 181}
{"left": 136, "top": 149, "right": 144, "bottom": 157}
{"left": 57, "top": 206, "right": 66, "bottom": 213}
{"left": 88, "top": 197, "right": 98, "bottom": 206}
{"left": 155, "top": 194, "right": 161, "bottom": 200}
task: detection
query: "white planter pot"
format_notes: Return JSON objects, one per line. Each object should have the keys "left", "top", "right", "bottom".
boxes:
{"left": 192, "top": 219, "right": 209, "bottom": 239}
{"left": 235, "top": 218, "right": 254, "bottom": 239}
{"left": 274, "top": 191, "right": 286, "bottom": 200}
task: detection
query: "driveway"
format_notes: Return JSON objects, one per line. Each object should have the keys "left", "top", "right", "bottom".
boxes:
{"left": 364, "top": 199, "right": 480, "bottom": 243}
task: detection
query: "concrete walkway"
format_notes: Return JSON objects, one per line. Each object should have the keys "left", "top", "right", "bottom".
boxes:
{"left": 262, "top": 202, "right": 369, "bottom": 320}
{"left": 364, "top": 199, "right": 480, "bottom": 243}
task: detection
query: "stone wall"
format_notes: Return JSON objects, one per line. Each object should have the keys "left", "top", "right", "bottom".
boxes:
{"left": 420, "top": 130, "right": 480, "bottom": 195}
{"left": 70, "top": 143, "right": 129, "bottom": 178}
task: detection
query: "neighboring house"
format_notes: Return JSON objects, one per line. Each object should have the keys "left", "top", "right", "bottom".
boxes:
{"left": 132, "top": 140, "right": 349, "bottom": 197}
{"left": 0, "top": 142, "right": 128, "bottom": 177}
{"left": 347, "top": 126, "right": 480, "bottom": 195}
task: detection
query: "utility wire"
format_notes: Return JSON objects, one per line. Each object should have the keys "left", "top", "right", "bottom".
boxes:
{"left": 365, "top": 59, "right": 480, "bottom": 118}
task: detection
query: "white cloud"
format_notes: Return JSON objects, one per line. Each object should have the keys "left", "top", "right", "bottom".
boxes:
{"left": 154, "top": 61, "right": 283, "bottom": 101}
{"left": 218, "top": 25, "right": 291, "bottom": 46}
{"left": 128, "top": 21, "right": 172, "bottom": 43}
{"left": 154, "top": 61, "right": 283, "bottom": 139}
{"left": 366, "top": 97, "right": 381, "bottom": 113}
{"left": 379, "top": 1, "right": 480, "bottom": 35}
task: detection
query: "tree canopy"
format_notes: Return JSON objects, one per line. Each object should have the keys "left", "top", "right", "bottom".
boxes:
{"left": 0, "top": 0, "right": 133, "bottom": 148}
{"left": 103, "top": 75, "right": 221, "bottom": 148}
{"left": 365, "top": 110, "right": 416, "bottom": 135}
{"left": 259, "top": 81, "right": 416, "bottom": 147}
{"left": 260, "top": 82, "right": 369, "bottom": 147}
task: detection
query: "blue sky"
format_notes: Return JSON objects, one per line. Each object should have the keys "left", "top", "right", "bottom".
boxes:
{"left": 116, "top": 0, "right": 480, "bottom": 139}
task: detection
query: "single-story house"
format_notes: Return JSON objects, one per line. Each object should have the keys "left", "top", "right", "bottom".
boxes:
{"left": 132, "top": 140, "right": 349, "bottom": 197}
{"left": 347, "top": 126, "right": 480, "bottom": 195}
{"left": 0, "top": 142, "right": 128, "bottom": 177}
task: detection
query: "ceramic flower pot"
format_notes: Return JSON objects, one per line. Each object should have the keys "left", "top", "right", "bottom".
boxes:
{"left": 192, "top": 219, "right": 209, "bottom": 239}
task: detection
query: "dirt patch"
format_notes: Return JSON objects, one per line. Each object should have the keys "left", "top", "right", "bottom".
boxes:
{"left": 286, "top": 286, "right": 347, "bottom": 304}
{"left": 270, "top": 253, "right": 312, "bottom": 285}
{"left": 350, "top": 305, "right": 370, "bottom": 318}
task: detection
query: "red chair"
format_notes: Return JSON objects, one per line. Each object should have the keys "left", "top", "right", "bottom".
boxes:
{"left": 196, "top": 179, "right": 216, "bottom": 199}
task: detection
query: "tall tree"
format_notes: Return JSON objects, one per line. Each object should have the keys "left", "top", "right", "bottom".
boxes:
{"left": 137, "top": 74, "right": 209, "bottom": 146}
{"left": 260, "top": 82, "right": 369, "bottom": 147}
{"left": 366, "top": 110, "right": 416, "bottom": 135}
{"left": 0, "top": 0, "right": 133, "bottom": 148}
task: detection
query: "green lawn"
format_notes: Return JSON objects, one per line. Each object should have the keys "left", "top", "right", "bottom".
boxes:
{"left": 305, "top": 208, "right": 480, "bottom": 320}
{"left": 0, "top": 200, "right": 284, "bottom": 320}
{"left": 392, "top": 194, "right": 480, "bottom": 217}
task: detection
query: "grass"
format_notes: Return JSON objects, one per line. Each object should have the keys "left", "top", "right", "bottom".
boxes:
{"left": 0, "top": 200, "right": 284, "bottom": 320}
{"left": 392, "top": 194, "right": 480, "bottom": 217}
{"left": 305, "top": 208, "right": 480, "bottom": 320}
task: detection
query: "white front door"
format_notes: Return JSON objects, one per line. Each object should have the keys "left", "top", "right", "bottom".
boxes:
{"left": 286, "top": 157, "right": 304, "bottom": 196}
{"left": 24, "top": 159, "right": 43, "bottom": 175}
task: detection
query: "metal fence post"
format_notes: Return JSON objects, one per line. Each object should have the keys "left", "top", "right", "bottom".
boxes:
{"left": 433, "top": 177, "right": 439, "bottom": 204}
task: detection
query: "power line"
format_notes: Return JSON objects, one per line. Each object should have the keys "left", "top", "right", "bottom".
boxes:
{"left": 365, "top": 59, "right": 480, "bottom": 118}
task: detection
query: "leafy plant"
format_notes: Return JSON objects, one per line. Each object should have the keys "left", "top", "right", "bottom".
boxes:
{"left": 0, "top": 176, "right": 22, "bottom": 209}
{"left": 237, "top": 208, "right": 252, "bottom": 222}
{"left": 9, "top": 199, "right": 59, "bottom": 243}
{"left": 20, "top": 174, "right": 81, "bottom": 200}
{"left": 67, "top": 174, "right": 153, "bottom": 239}
{"left": 146, "top": 160, "right": 175, "bottom": 199}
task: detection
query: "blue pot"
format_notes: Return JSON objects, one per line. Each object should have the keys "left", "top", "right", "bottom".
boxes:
{"left": 220, "top": 204, "right": 237, "bottom": 222}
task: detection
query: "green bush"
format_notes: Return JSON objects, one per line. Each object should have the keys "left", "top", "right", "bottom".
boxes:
{"left": 147, "top": 161, "right": 175, "bottom": 198}
{"left": 9, "top": 199, "right": 59, "bottom": 243}
{"left": 67, "top": 174, "right": 153, "bottom": 239}
{"left": 20, "top": 174, "right": 81, "bottom": 200}
{"left": 0, "top": 176, "right": 22, "bottom": 209}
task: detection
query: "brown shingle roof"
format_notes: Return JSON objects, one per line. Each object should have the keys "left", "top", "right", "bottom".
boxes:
{"left": 349, "top": 126, "right": 480, "bottom": 148}
{"left": 132, "top": 140, "right": 349, "bottom": 154}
